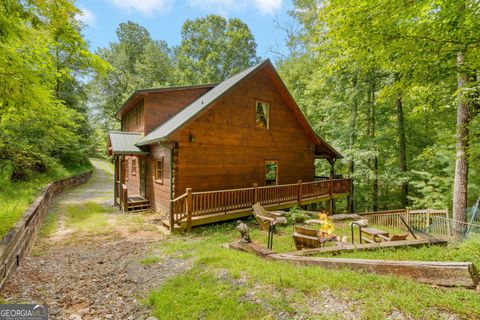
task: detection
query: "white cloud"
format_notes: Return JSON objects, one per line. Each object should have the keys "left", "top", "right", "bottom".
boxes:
{"left": 251, "top": 0, "right": 282, "bottom": 14}
{"left": 188, "top": 0, "right": 282, "bottom": 15}
{"left": 108, "top": 0, "right": 173, "bottom": 16}
{"left": 76, "top": 7, "right": 96, "bottom": 26}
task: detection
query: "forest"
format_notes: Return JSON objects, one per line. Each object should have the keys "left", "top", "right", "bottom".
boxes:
{"left": 1, "top": 0, "right": 479, "bottom": 224}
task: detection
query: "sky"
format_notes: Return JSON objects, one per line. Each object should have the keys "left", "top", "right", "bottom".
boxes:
{"left": 75, "top": 0, "right": 295, "bottom": 60}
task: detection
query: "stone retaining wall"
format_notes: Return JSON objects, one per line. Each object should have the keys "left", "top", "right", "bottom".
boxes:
{"left": 0, "top": 170, "right": 92, "bottom": 289}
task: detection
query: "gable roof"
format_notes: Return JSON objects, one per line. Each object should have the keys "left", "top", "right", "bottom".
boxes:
{"left": 132, "top": 59, "right": 342, "bottom": 160}
{"left": 115, "top": 83, "right": 217, "bottom": 120}
{"left": 136, "top": 61, "right": 266, "bottom": 146}
{"left": 107, "top": 131, "right": 149, "bottom": 155}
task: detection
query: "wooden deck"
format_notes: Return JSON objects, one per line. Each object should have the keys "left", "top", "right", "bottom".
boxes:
{"left": 169, "top": 178, "right": 351, "bottom": 230}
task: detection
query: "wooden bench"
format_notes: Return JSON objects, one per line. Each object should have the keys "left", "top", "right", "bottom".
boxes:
{"left": 252, "top": 202, "right": 286, "bottom": 231}
{"left": 361, "top": 227, "right": 389, "bottom": 243}
{"left": 293, "top": 226, "right": 337, "bottom": 250}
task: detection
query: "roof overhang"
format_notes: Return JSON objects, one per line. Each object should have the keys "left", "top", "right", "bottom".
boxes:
{"left": 107, "top": 131, "right": 149, "bottom": 156}
{"left": 115, "top": 84, "right": 217, "bottom": 120}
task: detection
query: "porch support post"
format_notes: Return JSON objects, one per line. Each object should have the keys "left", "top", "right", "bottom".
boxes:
{"left": 329, "top": 159, "right": 335, "bottom": 215}
{"left": 297, "top": 180, "right": 302, "bottom": 206}
{"left": 118, "top": 155, "right": 123, "bottom": 209}
{"left": 186, "top": 188, "right": 193, "bottom": 232}
{"left": 113, "top": 155, "right": 118, "bottom": 206}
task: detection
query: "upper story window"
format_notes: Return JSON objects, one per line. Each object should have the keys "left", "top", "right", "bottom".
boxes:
{"left": 131, "top": 158, "right": 137, "bottom": 175}
{"left": 155, "top": 158, "right": 164, "bottom": 184}
{"left": 255, "top": 100, "right": 269, "bottom": 129}
{"left": 123, "top": 100, "right": 144, "bottom": 131}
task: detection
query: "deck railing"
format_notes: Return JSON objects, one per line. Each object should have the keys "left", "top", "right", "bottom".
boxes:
{"left": 360, "top": 208, "right": 450, "bottom": 235}
{"left": 170, "top": 178, "right": 351, "bottom": 230}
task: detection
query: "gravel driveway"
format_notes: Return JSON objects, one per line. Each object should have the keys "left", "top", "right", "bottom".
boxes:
{"left": 2, "top": 159, "right": 179, "bottom": 320}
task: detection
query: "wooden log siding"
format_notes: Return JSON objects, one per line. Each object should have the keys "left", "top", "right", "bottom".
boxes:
{"left": 170, "top": 178, "right": 351, "bottom": 223}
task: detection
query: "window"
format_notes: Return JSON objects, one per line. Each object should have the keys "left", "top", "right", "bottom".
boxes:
{"left": 155, "top": 158, "right": 164, "bottom": 184}
{"left": 135, "top": 103, "right": 144, "bottom": 125}
{"left": 255, "top": 100, "right": 269, "bottom": 129}
{"left": 131, "top": 158, "right": 137, "bottom": 175}
{"left": 265, "top": 160, "right": 278, "bottom": 185}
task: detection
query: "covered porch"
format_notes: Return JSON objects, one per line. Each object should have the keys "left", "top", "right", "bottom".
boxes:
{"left": 107, "top": 131, "right": 150, "bottom": 213}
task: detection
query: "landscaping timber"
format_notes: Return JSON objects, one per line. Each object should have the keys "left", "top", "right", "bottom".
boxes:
{"left": 287, "top": 238, "right": 447, "bottom": 256}
{"left": 229, "top": 239, "right": 478, "bottom": 288}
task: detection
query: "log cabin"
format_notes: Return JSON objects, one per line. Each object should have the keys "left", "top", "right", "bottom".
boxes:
{"left": 107, "top": 59, "right": 351, "bottom": 230}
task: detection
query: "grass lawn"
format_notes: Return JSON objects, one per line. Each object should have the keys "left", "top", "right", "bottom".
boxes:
{"left": 0, "top": 161, "right": 92, "bottom": 238}
{"left": 146, "top": 219, "right": 480, "bottom": 320}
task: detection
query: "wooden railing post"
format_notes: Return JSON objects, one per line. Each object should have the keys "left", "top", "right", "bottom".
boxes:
{"left": 169, "top": 199, "right": 175, "bottom": 230}
{"left": 297, "top": 180, "right": 302, "bottom": 206}
{"left": 253, "top": 183, "right": 258, "bottom": 204}
{"left": 425, "top": 209, "right": 431, "bottom": 229}
{"left": 186, "top": 188, "right": 192, "bottom": 232}
{"left": 329, "top": 178, "right": 334, "bottom": 214}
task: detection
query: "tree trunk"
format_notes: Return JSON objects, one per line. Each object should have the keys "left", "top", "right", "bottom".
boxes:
{"left": 395, "top": 93, "right": 409, "bottom": 207}
{"left": 371, "top": 81, "right": 378, "bottom": 212}
{"left": 348, "top": 78, "right": 358, "bottom": 213}
{"left": 452, "top": 51, "right": 470, "bottom": 236}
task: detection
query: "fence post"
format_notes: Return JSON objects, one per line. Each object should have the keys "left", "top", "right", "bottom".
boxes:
{"left": 297, "top": 180, "right": 302, "bottom": 206}
{"left": 406, "top": 208, "right": 410, "bottom": 226}
{"left": 445, "top": 208, "right": 452, "bottom": 237}
{"left": 253, "top": 183, "right": 258, "bottom": 204}
{"left": 186, "top": 188, "right": 193, "bottom": 232}
{"left": 425, "top": 209, "right": 431, "bottom": 229}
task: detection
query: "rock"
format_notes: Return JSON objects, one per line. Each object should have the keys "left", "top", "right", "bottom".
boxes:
{"left": 105, "top": 314, "right": 113, "bottom": 319}
{"left": 77, "top": 308, "right": 90, "bottom": 316}
{"left": 69, "top": 314, "right": 82, "bottom": 320}
{"left": 145, "top": 317, "right": 159, "bottom": 320}
{"left": 330, "top": 214, "right": 362, "bottom": 221}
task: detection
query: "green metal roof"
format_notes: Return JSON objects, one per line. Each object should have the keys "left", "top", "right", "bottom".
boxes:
{"left": 136, "top": 60, "right": 269, "bottom": 146}
{"left": 108, "top": 131, "right": 148, "bottom": 155}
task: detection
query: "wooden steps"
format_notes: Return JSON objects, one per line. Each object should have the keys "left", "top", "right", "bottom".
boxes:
{"left": 126, "top": 195, "right": 151, "bottom": 213}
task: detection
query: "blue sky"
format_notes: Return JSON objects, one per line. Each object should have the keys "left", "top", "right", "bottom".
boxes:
{"left": 75, "top": 0, "right": 295, "bottom": 61}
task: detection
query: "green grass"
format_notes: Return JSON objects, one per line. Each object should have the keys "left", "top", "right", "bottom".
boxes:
{"left": 39, "top": 207, "right": 59, "bottom": 237}
{"left": 147, "top": 221, "right": 480, "bottom": 319}
{"left": 140, "top": 256, "right": 162, "bottom": 265}
{"left": 0, "top": 161, "right": 92, "bottom": 238}
{"left": 64, "top": 202, "right": 111, "bottom": 229}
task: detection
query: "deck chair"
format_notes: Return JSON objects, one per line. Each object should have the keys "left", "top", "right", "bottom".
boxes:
{"left": 252, "top": 202, "right": 286, "bottom": 231}
{"left": 293, "top": 226, "right": 323, "bottom": 250}
{"left": 376, "top": 233, "right": 409, "bottom": 242}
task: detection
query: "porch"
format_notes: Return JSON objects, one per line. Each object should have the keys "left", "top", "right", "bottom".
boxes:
{"left": 115, "top": 182, "right": 151, "bottom": 213}
{"left": 168, "top": 178, "right": 352, "bottom": 231}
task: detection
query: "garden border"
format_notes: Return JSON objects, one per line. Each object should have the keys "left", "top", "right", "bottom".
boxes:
{"left": 0, "top": 170, "right": 92, "bottom": 289}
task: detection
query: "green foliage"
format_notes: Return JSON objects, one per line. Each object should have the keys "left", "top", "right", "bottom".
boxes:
{"left": 277, "top": 0, "right": 480, "bottom": 212}
{"left": 177, "top": 15, "right": 260, "bottom": 84}
{"left": 0, "top": 0, "right": 106, "bottom": 180}
{"left": 285, "top": 205, "right": 309, "bottom": 223}
{"left": 0, "top": 161, "right": 91, "bottom": 238}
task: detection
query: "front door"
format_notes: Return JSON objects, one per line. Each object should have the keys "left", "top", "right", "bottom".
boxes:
{"left": 140, "top": 158, "right": 146, "bottom": 197}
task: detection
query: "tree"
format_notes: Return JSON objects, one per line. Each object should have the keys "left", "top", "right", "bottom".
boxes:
{"left": 90, "top": 21, "right": 175, "bottom": 126}
{"left": 177, "top": 15, "right": 260, "bottom": 84}
{"left": 278, "top": 0, "right": 480, "bottom": 220}
{"left": 0, "top": 0, "right": 104, "bottom": 179}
